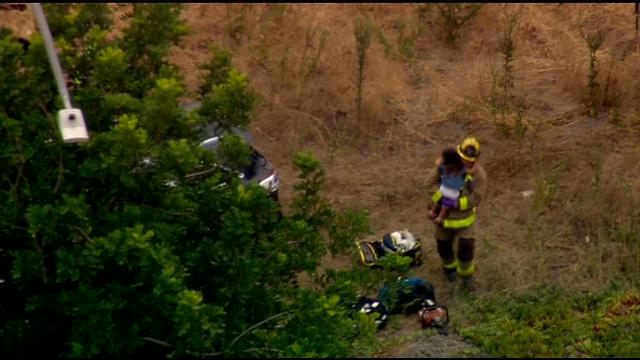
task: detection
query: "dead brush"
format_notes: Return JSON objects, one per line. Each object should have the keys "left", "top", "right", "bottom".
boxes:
{"left": 375, "top": 18, "right": 426, "bottom": 63}
{"left": 294, "top": 25, "right": 329, "bottom": 105}
{"left": 488, "top": 5, "right": 529, "bottom": 139}
{"left": 600, "top": 54, "right": 624, "bottom": 125}
{"left": 572, "top": 5, "right": 626, "bottom": 118}
{"left": 580, "top": 26, "right": 607, "bottom": 117}
{"left": 223, "top": 3, "right": 252, "bottom": 44}
{"left": 566, "top": 150, "right": 640, "bottom": 289}
{"left": 248, "top": 4, "right": 289, "bottom": 69}
{"left": 354, "top": 15, "right": 374, "bottom": 123}
{"left": 433, "top": 3, "right": 483, "bottom": 47}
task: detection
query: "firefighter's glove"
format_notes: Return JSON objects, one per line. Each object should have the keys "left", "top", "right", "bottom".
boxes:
{"left": 441, "top": 198, "right": 458, "bottom": 209}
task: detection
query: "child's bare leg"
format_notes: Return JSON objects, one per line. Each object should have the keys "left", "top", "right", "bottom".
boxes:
{"left": 428, "top": 206, "right": 438, "bottom": 220}
{"left": 434, "top": 206, "right": 448, "bottom": 224}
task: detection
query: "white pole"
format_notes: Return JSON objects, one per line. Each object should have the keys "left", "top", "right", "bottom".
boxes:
{"left": 31, "top": 3, "right": 72, "bottom": 109}
{"left": 31, "top": 3, "right": 89, "bottom": 143}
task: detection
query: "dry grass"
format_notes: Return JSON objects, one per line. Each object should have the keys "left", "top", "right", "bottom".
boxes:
{"left": 0, "top": 6, "right": 34, "bottom": 39}
{"left": 3, "top": 3, "right": 640, "bottom": 303}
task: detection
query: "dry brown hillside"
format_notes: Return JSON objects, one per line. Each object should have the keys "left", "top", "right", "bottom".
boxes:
{"left": 169, "top": 3, "right": 640, "bottom": 295}
{"left": 4, "top": 3, "right": 640, "bottom": 354}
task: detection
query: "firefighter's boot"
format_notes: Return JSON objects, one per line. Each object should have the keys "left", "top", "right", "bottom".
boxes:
{"left": 457, "top": 261, "right": 476, "bottom": 292}
{"left": 444, "top": 268, "right": 457, "bottom": 282}
{"left": 461, "top": 275, "right": 476, "bottom": 292}
{"left": 442, "top": 260, "right": 458, "bottom": 282}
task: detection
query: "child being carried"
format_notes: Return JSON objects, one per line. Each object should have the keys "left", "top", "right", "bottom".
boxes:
{"left": 429, "top": 147, "right": 474, "bottom": 224}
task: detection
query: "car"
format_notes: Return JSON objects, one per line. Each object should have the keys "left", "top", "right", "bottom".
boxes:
{"left": 183, "top": 102, "right": 280, "bottom": 202}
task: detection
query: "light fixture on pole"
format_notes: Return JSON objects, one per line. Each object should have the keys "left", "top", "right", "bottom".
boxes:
{"left": 31, "top": 3, "right": 89, "bottom": 143}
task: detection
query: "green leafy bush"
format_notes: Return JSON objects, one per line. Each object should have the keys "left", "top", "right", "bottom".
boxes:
{"left": 457, "top": 286, "right": 640, "bottom": 357}
{"left": 0, "top": 5, "right": 377, "bottom": 358}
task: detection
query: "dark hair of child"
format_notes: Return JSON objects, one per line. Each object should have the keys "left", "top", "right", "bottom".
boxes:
{"left": 442, "top": 147, "right": 464, "bottom": 172}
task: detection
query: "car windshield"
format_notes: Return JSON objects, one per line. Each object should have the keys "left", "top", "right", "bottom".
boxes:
{"left": 198, "top": 124, "right": 253, "bottom": 144}
{"left": 202, "top": 140, "right": 266, "bottom": 181}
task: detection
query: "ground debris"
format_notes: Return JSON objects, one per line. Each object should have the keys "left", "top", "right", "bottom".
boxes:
{"left": 379, "top": 331, "right": 490, "bottom": 358}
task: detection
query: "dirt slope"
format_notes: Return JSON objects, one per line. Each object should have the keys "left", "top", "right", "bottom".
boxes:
{"left": 171, "top": 1, "right": 640, "bottom": 298}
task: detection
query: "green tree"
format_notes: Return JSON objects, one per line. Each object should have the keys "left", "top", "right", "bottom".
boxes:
{"left": 197, "top": 45, "right": 233, "bottom": 97}
{"left": 120, "top": 4, "right": 189, "bottom": 97}
{"left": 1, "top": 4, "right": 377, "bottom": 358}
{"left": 198, "top": 68, "right": 257, "bottom": 132}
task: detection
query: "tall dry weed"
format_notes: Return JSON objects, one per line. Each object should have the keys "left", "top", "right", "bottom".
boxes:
{"left": 354, "top": 16, "right": 374, "bottom": 123}
{"left": 565, "top": 146, "right": 640, "bottom": 288}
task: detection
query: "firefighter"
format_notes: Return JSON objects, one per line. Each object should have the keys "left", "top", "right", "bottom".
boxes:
{"left": 427, "top": 137, "right": 487, "bottom": 291}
